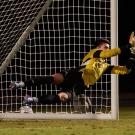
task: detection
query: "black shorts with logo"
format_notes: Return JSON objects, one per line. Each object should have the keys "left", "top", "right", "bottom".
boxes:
{"left": 59, "top": 68, "right": 86, "bottom": 95}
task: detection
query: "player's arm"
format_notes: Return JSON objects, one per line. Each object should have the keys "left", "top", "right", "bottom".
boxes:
{"left": 93, "top": 48, "right": 121, "bottom": 58}
{"left": 93, "top": 32, "right": 135, "bottom": 58}
{"left": 80, "top": 48, "right": 120, "bottom": 65}
{"left": 83, "top": 44, "right": 130, "bottom": 60}
{"left": 104, "top": 65, "right": 130, "bottom": 75}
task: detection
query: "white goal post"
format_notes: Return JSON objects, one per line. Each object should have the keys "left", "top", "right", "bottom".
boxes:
{"left": 0, "top": 0, "right": 118, "bottom": 120}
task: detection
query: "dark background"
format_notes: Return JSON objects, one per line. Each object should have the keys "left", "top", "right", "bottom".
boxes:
{"left": 118, "top": 0, "right": 135, "bottom": 94}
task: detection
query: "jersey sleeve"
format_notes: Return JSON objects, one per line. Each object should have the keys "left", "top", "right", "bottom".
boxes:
{"left": 83, "top": 43, "right": 132, "bottom": 59}
{"left": 93, "top": 48, "right": 121, "bottom": 58}
{"left": 81, "top": 48, "right": 121, "bottom": 62}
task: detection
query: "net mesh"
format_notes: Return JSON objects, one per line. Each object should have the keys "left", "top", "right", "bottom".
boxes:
{"left": 0, "top": 0, "right": 47, "bottom": 67}
{"left": 0, "top": 0, "right": 112, "bottom": 116}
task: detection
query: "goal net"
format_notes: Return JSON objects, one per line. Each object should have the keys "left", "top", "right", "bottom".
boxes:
{"left": 0, "top": 0, "right": 118, "bottom": 120}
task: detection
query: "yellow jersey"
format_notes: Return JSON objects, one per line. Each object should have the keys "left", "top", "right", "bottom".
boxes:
{"left": 80, "top": 48, "right": 130, "bottom": 87}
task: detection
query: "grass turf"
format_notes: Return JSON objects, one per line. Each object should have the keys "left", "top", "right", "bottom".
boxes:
{"left": 0, "top": 107, "right": 135, "bottom": 135}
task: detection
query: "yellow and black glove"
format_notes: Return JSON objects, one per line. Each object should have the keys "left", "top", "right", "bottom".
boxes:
{"left": 119, "top": 32, "right": 135, "bottom": 57}
{"left": 129, "top": 31, "right": 135, "bottom": 46}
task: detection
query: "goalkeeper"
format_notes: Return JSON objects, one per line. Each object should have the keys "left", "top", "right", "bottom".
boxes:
{"left": 9, "top": 32, "right": 135, "bottom": 105}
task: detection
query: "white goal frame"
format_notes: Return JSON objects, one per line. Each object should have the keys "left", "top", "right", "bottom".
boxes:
{"left": 0, "top": 0, "right": 118, "bottom": 120}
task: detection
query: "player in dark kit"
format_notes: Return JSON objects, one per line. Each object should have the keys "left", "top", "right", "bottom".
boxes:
{"left": 9, "top": 32, "right": 135, "bottom": 107}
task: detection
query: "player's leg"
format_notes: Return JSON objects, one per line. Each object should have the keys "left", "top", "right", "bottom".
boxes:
{"left": 22, "top": 94, "right": 58, "bottom": 105}
{"left": 24, "top": 73, "right": 64, "bottom": 87}
{"left": 22, "top": 95, "right": 39, "bottom": 105}
{"left": 22, "top": 91, "right": 72, "bottom": 105}
{"left": 9, "top": 73, "right": 65, "bottom": 90}
{"left": 38, "top": 92, "right": 72, "bottom": 104}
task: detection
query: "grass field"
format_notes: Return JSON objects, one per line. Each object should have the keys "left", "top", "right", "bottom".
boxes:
{"left": 0, "top": 106, "right": 135, "bottom": 135}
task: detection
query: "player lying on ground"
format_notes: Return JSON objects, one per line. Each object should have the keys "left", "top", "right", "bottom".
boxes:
{"left": 9, "top": 32, "right": 135, "bottom": 106}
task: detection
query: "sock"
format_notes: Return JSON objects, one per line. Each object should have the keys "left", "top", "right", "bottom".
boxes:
{"left": 25, "top": 76, "right": 54, "bottom": 87}
{"left": 38, "top": 95, "right": 60, "bottom": 104}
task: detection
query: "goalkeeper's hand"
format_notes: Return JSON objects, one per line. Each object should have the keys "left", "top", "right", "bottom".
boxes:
{"left": 129, "top": 31, "right": 135, "bottom": 46}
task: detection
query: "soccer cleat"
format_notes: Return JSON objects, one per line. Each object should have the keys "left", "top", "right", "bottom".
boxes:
{"left": 23, "top": 95, "right": 38, "bottom": 105}
{"left": 9, "top": 81, "right": 25, "bottom": 90}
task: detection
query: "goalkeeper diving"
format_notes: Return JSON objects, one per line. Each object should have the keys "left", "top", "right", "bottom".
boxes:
{"left": 9, "top": 32, "right": 135, "bottom": 106}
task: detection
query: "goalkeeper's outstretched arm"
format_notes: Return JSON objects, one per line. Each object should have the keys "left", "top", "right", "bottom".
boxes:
{"left": 104, "top": 65, "right": 130, "bottom": 75}
{"left": 104, "top": 53, "right": 135, "bottom": 75}
{"left": 83, "top": 32, "right": 135, "bottom": 61}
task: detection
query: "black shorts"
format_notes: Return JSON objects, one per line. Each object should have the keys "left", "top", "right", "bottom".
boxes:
{"left": 59, "top": 68, "right": 86, "bottom": 95}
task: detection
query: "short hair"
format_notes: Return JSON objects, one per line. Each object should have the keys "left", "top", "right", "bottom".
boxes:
{"left": 94, "top": 38, "right": 110, "bottom": 47}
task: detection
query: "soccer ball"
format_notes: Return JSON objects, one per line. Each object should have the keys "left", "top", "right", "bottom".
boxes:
{"left": 19, "top": 105, "right": 33, "bottom": 114}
